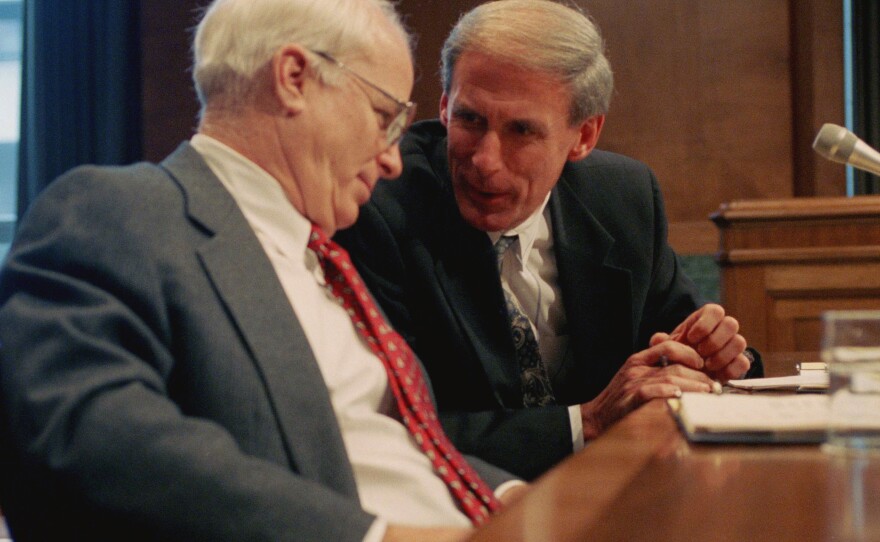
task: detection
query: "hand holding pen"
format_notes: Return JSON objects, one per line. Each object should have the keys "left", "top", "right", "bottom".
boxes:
{"left": 661, "top": 303, "right": 751, "bottom": 382}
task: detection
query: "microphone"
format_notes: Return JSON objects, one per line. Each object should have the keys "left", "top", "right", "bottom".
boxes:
{"left": 812, "top": 123, "right": 880, "bottom": 177}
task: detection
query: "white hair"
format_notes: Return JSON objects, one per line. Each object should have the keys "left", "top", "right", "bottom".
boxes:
{"left": 192, "top": 0, "right": 412, "bottom": 113}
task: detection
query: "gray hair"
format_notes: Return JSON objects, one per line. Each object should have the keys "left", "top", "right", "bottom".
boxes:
{"left": 440, "top": 0, "right": 613, "bottom": 124}
{"left": 192, "top": 0, "right": 412, "bottom": 113}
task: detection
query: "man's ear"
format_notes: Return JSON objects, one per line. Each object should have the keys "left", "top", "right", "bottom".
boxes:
{"left": 272, "top": 44, "right": 310, "bottom": 115}
{"left": 439, "top": 92, "right": 450, "bottom": 126}
{"left": 567, "top": 114, "right": 606, "bottom": 161}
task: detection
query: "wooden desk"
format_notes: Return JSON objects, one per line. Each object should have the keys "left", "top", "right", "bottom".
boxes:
{"left": 473, "top": 400, "right": 880, "bottom": 541}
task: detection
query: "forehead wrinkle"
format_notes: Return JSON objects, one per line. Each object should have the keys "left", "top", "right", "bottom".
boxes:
{"left": 450, "top": 55, "right": 569, "bottom": 129}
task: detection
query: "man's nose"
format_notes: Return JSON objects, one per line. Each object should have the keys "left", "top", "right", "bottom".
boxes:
{"left": 470, "top": 131, "right": 503, "bottom": 175}
{"left": 377, "top": 143, "right": 404, "bottom": 179}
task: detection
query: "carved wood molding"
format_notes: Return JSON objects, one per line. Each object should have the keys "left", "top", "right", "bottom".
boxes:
{"left": 711, "top": 195, "right": 880, "bottom": 225}
{"left": 718, "top": 245, "right": 880, "bottom": 265}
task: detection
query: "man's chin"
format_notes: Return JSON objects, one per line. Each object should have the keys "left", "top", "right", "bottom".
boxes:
{"left": 333, "top": 205, "right": 363, "bottom": 233}
{"left": 454, "top": 191, "right": 522, "bottom": 231}
{"left": 460, "top": 207, "right": 514, "bottom": 233}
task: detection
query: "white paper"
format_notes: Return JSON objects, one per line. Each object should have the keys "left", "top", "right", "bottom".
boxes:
{"left": 727, "top": 372, "right": 829, "bottom": 391}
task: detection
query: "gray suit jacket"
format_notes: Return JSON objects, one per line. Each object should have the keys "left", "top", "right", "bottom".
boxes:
{"left": 0, "top": 143, "right": 510, "bottom": 541}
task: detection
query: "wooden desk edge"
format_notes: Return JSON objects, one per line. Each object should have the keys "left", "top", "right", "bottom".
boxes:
{"left": 472, "top": 400, "right": 681, "bottom": 541}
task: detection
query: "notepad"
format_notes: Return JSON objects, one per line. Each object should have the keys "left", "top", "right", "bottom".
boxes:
{"left": 726, "top": 372, "right": 829, "bottom": 392}
{"left": 668, "top": 392, "right": 830, "bottom": 443}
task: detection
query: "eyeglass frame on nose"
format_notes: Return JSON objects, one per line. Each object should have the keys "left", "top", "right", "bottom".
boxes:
{"left": 311, "top": 50, "right": 417, "bottom": 147}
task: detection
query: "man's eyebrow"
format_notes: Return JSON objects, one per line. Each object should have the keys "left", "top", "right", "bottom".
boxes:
{"left": 451, "top": 103, "right": 479, "bottom": 116}
{"left": 509, "top": 116, "right": 550, "bottom": 134}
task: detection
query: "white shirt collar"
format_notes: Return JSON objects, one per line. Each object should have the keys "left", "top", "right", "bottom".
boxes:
{"left": 190, "top": 134, "right": 312, "bottom": 263}
{"left": 487, "top": 191, "right": 552, "bottom": 260}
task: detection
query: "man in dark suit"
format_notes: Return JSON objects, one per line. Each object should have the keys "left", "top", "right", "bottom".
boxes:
{"left": 0, "top": 1, "right": 519, "bottom": 540}
{"left": 337, "top": 0, "right": 760, "bottom": 481}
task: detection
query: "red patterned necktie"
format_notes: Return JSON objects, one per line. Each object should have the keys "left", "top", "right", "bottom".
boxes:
{"left": 308, "top": 225, "right": 501, "bottom": 526}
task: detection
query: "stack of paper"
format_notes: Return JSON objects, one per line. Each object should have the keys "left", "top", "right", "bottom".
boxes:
{"left": 669, "top": 393, "right": 829, "bottom": 443}
{"left": 726, "top": 372, "right": 829, "bottom": 392}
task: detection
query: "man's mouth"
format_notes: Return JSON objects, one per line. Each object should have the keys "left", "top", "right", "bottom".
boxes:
{"left": 358, "top": 173, "right": 377, "bottom": 191}
{"left": 355, "top": 174, "right": 378, "bottom": 203}
{"left": 464, "top": 183, "right": 507, "bottom": 206}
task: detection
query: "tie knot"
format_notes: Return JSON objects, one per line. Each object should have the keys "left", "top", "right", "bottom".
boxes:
{"left": 493, "top": 235, "right": 518, "bottom": 255}
{"left": 493, "top": 235, "right": 518, "bottom": 270}
{"left": 308, "top": 224, "right": 331, "bottom": 255}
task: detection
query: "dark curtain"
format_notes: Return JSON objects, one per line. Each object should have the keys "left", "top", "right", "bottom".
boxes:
{"left": 17, "top": 0, "right": 142, "bottom": 217}
{"left": 851, "top": 0, "right": 879, "bottom": 195}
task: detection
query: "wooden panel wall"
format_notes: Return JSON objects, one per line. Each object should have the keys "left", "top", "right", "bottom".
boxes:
{"left": 139, "top": 1, "right": 846, "bottom": 254}
{"left": 589, "top": 1, "right": 797, "bottom": 252}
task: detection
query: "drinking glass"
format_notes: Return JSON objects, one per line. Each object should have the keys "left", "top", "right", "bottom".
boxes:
{"left": 821, "top": 310, "right": 880, "bottom": 455}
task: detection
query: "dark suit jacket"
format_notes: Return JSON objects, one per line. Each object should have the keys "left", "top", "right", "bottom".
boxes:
{"left": 0, "top": 142, "right": 511, "bottom": 541}
{"left": 336, "top": 120, "right": 715, "bottom": 480}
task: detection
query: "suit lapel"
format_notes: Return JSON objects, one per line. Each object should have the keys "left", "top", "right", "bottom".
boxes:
{"left": 426, "top": 147, "right": 523, "bottom": 407}
{"left": 433, "top": 205, "right": 524, "bottom": 406}
{"left": 550, "top": 175, "right": 635, "bottom": 402}
{"left": 160, "top": 143, "right": 358, "bottom": 496}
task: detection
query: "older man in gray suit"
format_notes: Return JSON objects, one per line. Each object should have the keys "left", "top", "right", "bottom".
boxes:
{"left": 0, "top": 1, "right": 519, "bottom": 541}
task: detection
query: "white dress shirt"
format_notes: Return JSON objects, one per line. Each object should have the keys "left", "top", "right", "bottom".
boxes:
{"left": 489, "top": 197, "right": 584, "bottom": 450}
{"left": 190, "top": 135, "right": 471, "bottom": 540}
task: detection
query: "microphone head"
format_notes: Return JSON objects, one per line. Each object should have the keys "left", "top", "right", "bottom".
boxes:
{"left": 813, "top": 123, "right": 858, "bottom": 163}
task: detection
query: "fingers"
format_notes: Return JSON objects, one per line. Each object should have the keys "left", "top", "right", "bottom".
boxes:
{"left": 632, "top": 382, "right": 683, "bottom": 401}
{"left": 651, "top": 364, "right": 716, "bottom": 391}
{"left": 702, "top": 332, "right": 747, "bottom": 372}
{"left": 708, "top": 352, "right": 752, "bottom": 382}
{"left": 670, "top": 305, "right": 751, "bottom": 381}
{"left": 649, "top": 332, "right": 670, "bottom": 347}
{"left": 678, "top": 304, "right": 728, "bottom": 347}
{"left": 625, "top": 342, "right": 717, "bottom": 392}
{"left": 634, "top": 378, "right": 718, "bottom": 401}
{"left": 628, "top": 340, "right": 704, "bottom": 371}
{"left": 618, "top": 364, "right": 717, "bottom": 408}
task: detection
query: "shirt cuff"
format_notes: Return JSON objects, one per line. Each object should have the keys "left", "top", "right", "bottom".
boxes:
{"left": 495, "top": 479, "right": 528, "bottom": 501}
{"left": 363, "top": 518, "right": 388, "bottom": 542}
{"left": 568, "top": 404, "right": 585, "bottom": 451}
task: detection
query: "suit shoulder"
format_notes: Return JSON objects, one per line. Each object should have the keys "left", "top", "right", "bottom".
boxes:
{"left": 562, "top": 150, "right": 656, "bottom": 198}
{"left": 39, "top": 161, "right": 180, "bottom": 208}
{"left": 555, "top": 149, "right": 663, "bottom": 235}
{"left": 569, "top": 149, "right": 654, "bottom": 180}
{"left": 17, "top": 162, "right": 188, "bottom": 254}
{"left": 367, "top": 120, "right": 450, "bottom": 217}
{"left": 397, "top": 119, "right": 447, "bottom": 160}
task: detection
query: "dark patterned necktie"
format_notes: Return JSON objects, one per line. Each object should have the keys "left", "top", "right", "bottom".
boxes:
{"left": 308, "top": 225, "right": 500, "bottom": 525}
{"left": 494, "top": 235, "right": 556, "bottom": 407}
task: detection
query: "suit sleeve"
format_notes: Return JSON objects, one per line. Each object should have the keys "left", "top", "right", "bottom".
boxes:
{"left": 0, "top": 172, "right": 375, "bottom": 541}
{"left": 635, "top": 170, "right": 707, "bottom": 344}
{"left": 441, "top": 409, "right": 573, "bottom": 481}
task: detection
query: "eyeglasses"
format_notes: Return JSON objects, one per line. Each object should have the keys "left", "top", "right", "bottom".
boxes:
{"left": 312, "top": 50, "right": 416, "bottom": 147}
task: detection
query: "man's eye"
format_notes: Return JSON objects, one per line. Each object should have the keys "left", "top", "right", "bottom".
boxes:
{"left": 374, "top": 110, "right": 392, "bottom": 129}
{"left": 511, "top": 122, "right": 535, "bottom": 136}
{"left": 453, "top": 111, "right": 483, "bottom": 127}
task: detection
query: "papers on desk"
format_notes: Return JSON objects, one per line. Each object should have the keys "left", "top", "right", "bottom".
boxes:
{"left": 726, "top": 371, "right": 829, "bottom": 392}
{"left": 668, "top": 392, "right": 829, "bottom": 444}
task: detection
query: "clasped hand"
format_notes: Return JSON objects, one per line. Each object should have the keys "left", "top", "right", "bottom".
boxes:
{"left": 580, "top": 304, "right": 749, "bottom": 438}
